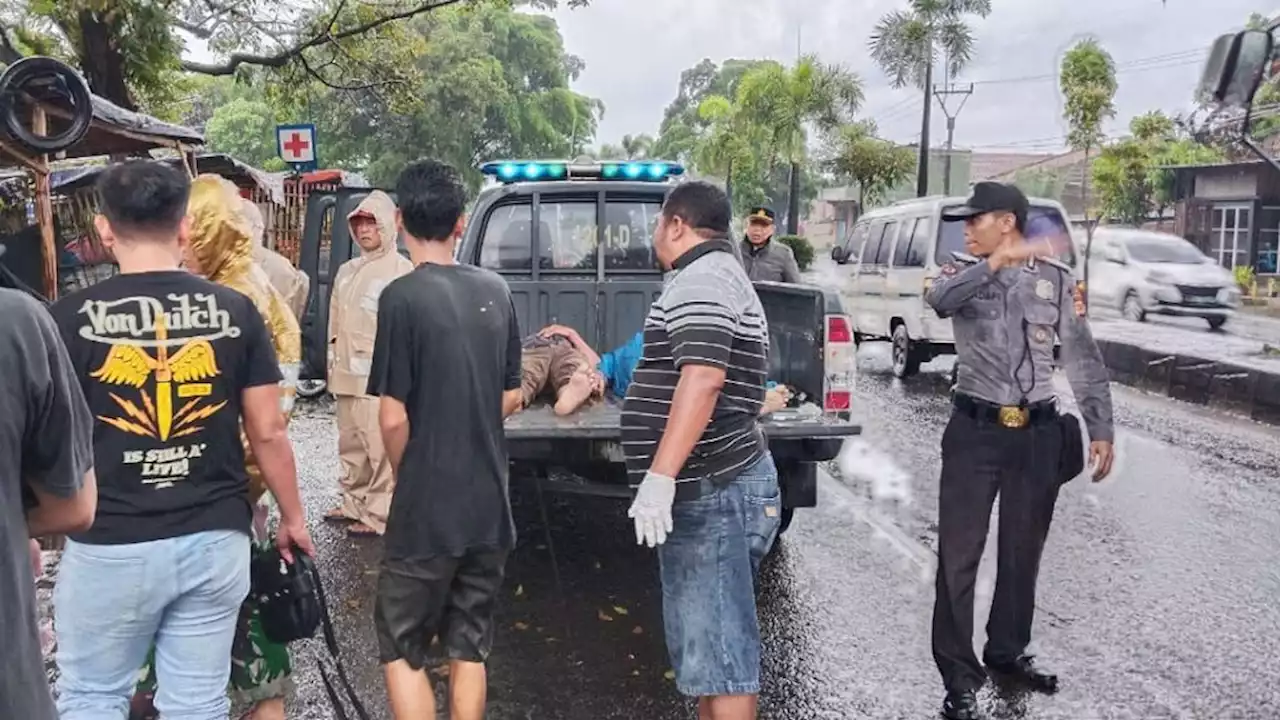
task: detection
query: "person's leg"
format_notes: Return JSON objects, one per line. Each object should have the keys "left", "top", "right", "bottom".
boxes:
{"left": 376, "top": 556, "right": 456, "bottom": 720}
{"left": 738, "top": 452, "right": 782, "bottom": 578}
{"left": 983, "top": 421, "right": 1064, "bottom": 685}
{"left": 519, "top": 345, "right": 553, "bottom": 408}
{"left": 56, "top": 537, "right": 172, "bottom": 720}
{"left": 352, "top": 395, "right": 394, "bottom": 535}
{"left": 152, "top": 530, "right": 251, "bottom": 720}
{"left": 333, "top": 395, "right": 367, "bottom": 521}
{"left": 931, "top": 413, "right": 1003, "bottom": 695}
{"left": 659, "top": 481, "right": 762, "bottom": 719}
{"left": 230, "top": 542, "right": 293, "bottom": 719}
{"left": 439, "top": 549, "right": 509, "bottom": 720}
{"left": 548, "top": 345, "right": 597, "bottom": 415}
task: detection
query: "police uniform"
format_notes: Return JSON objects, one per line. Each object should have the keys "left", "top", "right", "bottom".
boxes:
{"left": 924, "top": 184, "right": 1114, "bottom": 718}
{"left": 739, "top": 206, "right": 802, "bottom": 283}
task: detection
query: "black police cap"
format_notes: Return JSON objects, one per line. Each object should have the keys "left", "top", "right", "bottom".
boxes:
{"left": 746, "top": 206, "right": 776, "bottom": 222}
{"left": 941, "top": 182, "right": 1029, "bottom": 229}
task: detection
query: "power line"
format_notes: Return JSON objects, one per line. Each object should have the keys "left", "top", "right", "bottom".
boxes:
{"left": 969, "top": 48, "right": 1206, "bottom": 87}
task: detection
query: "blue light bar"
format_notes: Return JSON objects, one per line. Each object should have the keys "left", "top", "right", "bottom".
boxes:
{"left": 480, "top": 160, "right": 684, "bottom": 183}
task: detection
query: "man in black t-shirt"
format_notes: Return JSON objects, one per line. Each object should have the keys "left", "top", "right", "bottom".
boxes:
{"left": 366, "top": 159, "right": 523, "bottom": 720}
{"left": 49, "top": 161, "right": 313, "bottom": 720}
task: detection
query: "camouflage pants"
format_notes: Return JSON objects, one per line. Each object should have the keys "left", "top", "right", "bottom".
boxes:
{"left": 136, "top": 511, "right": 293, "bottom": 704}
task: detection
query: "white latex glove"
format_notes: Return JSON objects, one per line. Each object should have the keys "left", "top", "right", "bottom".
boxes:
{"left": 627, "top": 471, "right": 676, "bottom": 547}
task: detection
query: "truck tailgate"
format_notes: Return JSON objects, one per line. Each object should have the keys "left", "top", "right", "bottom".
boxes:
{"left": 504, "top": 400, "right": 860, "bottom": 441}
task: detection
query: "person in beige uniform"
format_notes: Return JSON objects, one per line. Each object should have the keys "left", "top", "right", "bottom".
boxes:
{"left": 327, "top": 190, "right": 413, "bottom": 536}
{"left": 241, "top": 198, "right": 310, "bottom": 321}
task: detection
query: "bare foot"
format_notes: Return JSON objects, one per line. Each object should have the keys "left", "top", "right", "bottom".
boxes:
{"left": 554, "top": 373, "right": 595, "bottom": 416}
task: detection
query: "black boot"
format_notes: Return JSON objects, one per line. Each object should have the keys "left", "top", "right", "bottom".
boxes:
{"left": 984, "top": 654, "right": 1059, "bottom": 694}
{"left": 941, "top": 689, "right": 981, "bottom": 720}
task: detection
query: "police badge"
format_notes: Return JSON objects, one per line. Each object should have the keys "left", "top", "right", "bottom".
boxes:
{"left": 1035, "top": 278, "right": 1054, "bottom": 300}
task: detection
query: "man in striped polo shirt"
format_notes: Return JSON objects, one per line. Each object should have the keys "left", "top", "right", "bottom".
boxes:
{"left": 623, "top": 181, "right": 781, "bottom": 718}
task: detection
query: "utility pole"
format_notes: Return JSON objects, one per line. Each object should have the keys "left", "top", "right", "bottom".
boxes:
{"left": 932, "top": 82, "right": 974, "bottom": 195}
{"left": 915, "top": 58, "right": 933, "bottom": 197}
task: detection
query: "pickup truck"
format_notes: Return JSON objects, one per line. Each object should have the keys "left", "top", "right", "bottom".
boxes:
{"left": 296, "top": 161, "right": 861, "bottom": 533}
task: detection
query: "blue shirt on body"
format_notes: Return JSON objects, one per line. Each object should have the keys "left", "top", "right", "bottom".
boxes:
{"left": 598, "top": 331, "right": 644, "bottom": 397}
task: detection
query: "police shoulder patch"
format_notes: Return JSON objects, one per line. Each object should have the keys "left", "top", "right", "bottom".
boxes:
{"left": 940, "top": 263, "right": 959, "bottom": 276}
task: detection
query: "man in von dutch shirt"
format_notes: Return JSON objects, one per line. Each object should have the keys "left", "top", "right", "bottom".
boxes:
{"left": 48, "top": 160, "right": 312, "bottom": 720}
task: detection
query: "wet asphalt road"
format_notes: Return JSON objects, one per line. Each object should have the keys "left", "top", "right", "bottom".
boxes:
{"left": 282, "top": 347, "right": 1280, "bottom": 720}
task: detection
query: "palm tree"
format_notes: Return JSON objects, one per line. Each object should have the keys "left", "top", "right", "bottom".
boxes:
{"left": 733, "top": 56, "right": 864, "bottom": 234}
{"left": 869, "top": 0, "right": 992, "bottom": 196}
{"left": 694, "top": 95, "right": 764, "bottom": 210}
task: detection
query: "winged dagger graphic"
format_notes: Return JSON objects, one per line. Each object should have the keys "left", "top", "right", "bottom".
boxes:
{"left": 90, "top": 313, "right": 222, "bottom": 440}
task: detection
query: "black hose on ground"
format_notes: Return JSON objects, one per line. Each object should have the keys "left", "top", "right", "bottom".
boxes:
{"left": 0, "top": 56, "right": 93, "bottom": 154}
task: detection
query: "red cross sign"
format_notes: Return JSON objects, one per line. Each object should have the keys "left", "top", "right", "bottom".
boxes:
{"left": 276, "top": 124, "right": 317, "bottom": 166}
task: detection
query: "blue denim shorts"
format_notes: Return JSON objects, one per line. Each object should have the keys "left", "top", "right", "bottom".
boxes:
{"left": 657, "top": 452, "right": 782, "bottom": 697}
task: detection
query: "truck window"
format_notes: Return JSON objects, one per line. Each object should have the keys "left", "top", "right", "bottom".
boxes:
{"left": 842, "top": 220, "right": 870, "bottom": 258}
{"left": 539, "top": 198, "right": 662, "bottom": 271}
{"left": 937, "top": 205, "right": 1078, "bottom": 266}
{"left": 539, "top": 200, "right": 597, "bottom": 270}
{"left": 479, "top": 203, "right": 534, "bottom": 270}
{"left": 893, "top": 216, "right": 930, "bottom": 268}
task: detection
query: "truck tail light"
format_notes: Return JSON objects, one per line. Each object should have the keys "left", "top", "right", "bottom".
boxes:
{"left": 823, "top": 314, "right": 856, "bottom": 415}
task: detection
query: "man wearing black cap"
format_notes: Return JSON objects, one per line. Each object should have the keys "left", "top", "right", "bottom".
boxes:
{"left": 924, "top": 181, "right": 1115, "bottom": 720}
{"left": 739, "top": 206, "right": 801, "bottom": 283}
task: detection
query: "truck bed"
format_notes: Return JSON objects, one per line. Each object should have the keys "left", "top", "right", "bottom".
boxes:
{"left": 505, "top": 399, "right": 861, "bottom": 441}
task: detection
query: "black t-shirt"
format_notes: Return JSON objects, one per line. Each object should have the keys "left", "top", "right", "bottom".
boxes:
{"left": 51, "top": 271, "right": 282, "bottom": 545}
{"left": 0, "top": 289, "right": 94, "bottom": 720}
{"left": 366, "top": 262, "right": 522, "bottom": 560}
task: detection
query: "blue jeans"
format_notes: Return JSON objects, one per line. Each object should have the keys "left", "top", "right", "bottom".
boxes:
{"left": 56, "top": 529, "right": 251, "bottom": 720}
{"left": 657, "top": 452, "right": 782, "bottom": 697}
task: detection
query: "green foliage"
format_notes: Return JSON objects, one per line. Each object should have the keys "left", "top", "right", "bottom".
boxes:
{"left": 1059, "top": 39, "right": 1118, "bottom": 153}
{"left": 1234, "top": 265, "right": 1256, "bottom": 294}
{"left": 196, "top": 4, "right": 600, "bottom": 188}
{"left": 651, "top": 58, "right": 768, "bottom": 164}
{"left": 869, "top": 0, "right": 993, "bottom": 90}
{"left": 1092, "top": 110, "right": 1224, "bottom": 224}
{"left": 823, "top": 120, "right": 915, "bottom": 210}
{"left": 776, "top": 235, "right": 814, "bottom": 271}
{"left": 203, "top": 98, "right": 287, "bottom": 171}
{"left": 734, "top": 56, "right": 864, "bottom": 165}
{"left": 2, "top": 0, "right": 589, "bottom": 116}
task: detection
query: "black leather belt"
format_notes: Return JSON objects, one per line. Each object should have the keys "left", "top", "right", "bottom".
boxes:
{"left": 953, "top": 393, "right": 1057, "bottom": 429}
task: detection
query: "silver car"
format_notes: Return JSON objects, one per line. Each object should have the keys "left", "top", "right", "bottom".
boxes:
{"left": 1086, "top": 228, "right": 1242, "bottom": 329}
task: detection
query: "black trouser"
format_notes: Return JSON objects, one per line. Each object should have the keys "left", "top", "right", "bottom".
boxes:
{"left": 932, "top": 408, "right": 1064, "bottom": 693}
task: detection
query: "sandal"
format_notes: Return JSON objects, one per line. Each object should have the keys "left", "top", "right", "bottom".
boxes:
{"left": 324, "top": 508, "right": 353, "bottom": 523}
{"left": 347, "top": 522, "right": 380, "bottom": 537}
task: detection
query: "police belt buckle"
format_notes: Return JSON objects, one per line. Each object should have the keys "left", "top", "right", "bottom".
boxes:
{"left": 998, "top": 405, "right": 1030, "bottom": 429}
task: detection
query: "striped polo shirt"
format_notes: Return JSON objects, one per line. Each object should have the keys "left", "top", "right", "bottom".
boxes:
{"left": 621, "top": 238, "right": 768, "bottom": 500}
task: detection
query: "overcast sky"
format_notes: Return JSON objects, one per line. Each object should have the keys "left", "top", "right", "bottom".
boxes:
{"left": 550, "top": 0, "right": 1272, "bottom": 154}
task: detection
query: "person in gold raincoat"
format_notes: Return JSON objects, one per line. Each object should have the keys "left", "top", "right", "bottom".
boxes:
{"left": 130, "top": 175, "right": 301, "bottom": 720}
{"left": 326, "top": 190, "right": 412, "bottom": 537}
{"left": 241, "top": 198, "right": 310, "bottom": 322}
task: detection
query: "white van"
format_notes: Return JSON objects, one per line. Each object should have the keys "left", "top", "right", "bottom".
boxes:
{"left": 1085, "top": 227, "right": 1241, "bottom": 329}
{"left": 828, "top": 195, "right": 1080, "bottom": 378}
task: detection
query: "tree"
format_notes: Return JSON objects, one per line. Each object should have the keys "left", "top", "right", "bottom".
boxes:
{"left": 651, "top": 58, "right": 767, "bottom": 165}
{"left": 0, "top": 0, "right": 589, "bottom": 112}
{"left": 693, "top": 94, "right": 766, "bottom": 209}
{"left": 1092, "top": 110, "right": 1224, "bottom": 225}
{"left": 1059, "top": 37, "right": 1117, "bottom": 310}
{"left": 619, "top": 133, "right": 653, "bottom": 159}
{"left": 203, "top": 98, "right": 288, "bottom": 171}
{"left": 730, "top": 56, "right": 864, "bottom": 234}
{"left": 869, "top": 0, "right": 992, "bottom": 197}
{"left": 174, "top": 4, "right": 598, "bottom": 187}
{"left": 824, "top": 120, "right": 916, "bottom": 212}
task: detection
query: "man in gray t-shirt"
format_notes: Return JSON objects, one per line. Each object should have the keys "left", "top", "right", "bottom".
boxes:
{"left": 0, "top": 288, "right": 96, "bottom": 720}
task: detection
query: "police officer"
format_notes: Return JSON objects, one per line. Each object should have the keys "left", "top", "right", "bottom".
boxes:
{"left": 739, "top": 206, "right": 801, "bottom": 282}
{"left": 924, "top": 182, "right": 1115, "bottom": 720}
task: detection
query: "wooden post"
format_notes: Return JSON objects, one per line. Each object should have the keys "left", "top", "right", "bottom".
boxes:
{"left": 32, "top": 106, "right": 57, "bottom": 300}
